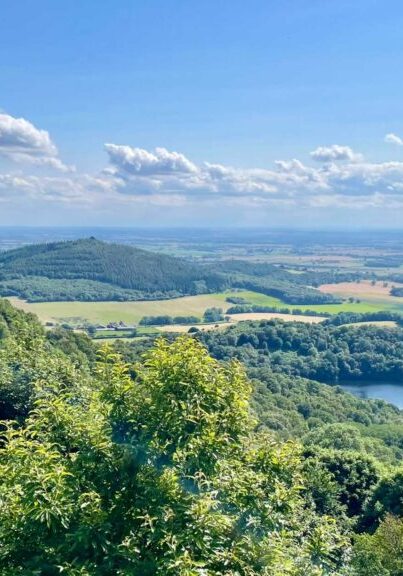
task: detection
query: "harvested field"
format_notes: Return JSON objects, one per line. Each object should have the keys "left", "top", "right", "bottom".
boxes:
{"left": 158, "top": 322, "right": 233, "bottom": 333}
{"left": 227, "top": 312, "right": 325, "bottom": 323}
{"left": 320, "top": 280, "right": 403, "bottom": 299}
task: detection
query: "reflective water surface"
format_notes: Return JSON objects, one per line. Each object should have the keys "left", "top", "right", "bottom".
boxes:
{"left": 340, "top": 382, "right": 403, "bottom": 409}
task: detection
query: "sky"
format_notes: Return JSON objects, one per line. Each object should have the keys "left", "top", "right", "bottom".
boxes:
{"left": 1, "top": 0, "right": 403, "bottom": 228}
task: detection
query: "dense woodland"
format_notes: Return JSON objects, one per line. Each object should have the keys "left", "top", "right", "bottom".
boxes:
{"left": 0, "top": 239, "right": 344, "bottom": 304}
{"left": 139, "top": 314, "right": 200, "bottom": 326}
{"left": 0, "top": 238, "right": 225, "bottom": 301}
{"left": 196, "top": 319, "right": 403, "bottom": 384}
{"left": 391, "top": 286, "right": 403, "bottom": 297}
{"left": 323, "top": 311, "right": 403, "bottom": 326}
{"left": 226, "top": 303, "right": 330, "bottom": 317}
{"left": 0, "top": 299, "right": 402, "bottom": 574}
{"left": 0, "top": 276, "right": 157, "bottom": 302}
{"left": 208, "top": 259, "right": 342, "bottom": 304}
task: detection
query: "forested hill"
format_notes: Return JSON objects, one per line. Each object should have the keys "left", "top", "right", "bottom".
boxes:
{"left": 0, "top": 238, "right": 226, "bottom": 301}
{"left": 0, "top": 238, "right": 339, "bottom": 303}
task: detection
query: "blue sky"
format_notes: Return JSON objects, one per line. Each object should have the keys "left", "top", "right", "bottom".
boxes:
{"left": 1, "top": 0, "right": 403, "bottom": 227}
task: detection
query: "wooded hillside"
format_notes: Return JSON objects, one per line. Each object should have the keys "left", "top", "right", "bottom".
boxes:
{"left": 0, "top": 238, "right": 226, "bottom": 301}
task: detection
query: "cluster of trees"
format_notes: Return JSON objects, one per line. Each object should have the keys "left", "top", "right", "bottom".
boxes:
{"left": 387, "top": 272, "right": 403, "bottom": 284}
{"left": 323, "top": 311, "right": 403, "bottom": 327}
{"left": 197, "top": 319, "right": 403, "bottom": 384}
{"left": 390, "top": 286, "right": 403, "bottom": 297}
{"left": 139, "top": 315, "right": 200, "bottom": 326}
{"left": 203, "top": 307, "right": 225, "bottom": 322}
{"left": 0, "top": 276, "right": 155, "bottom": 302}
{"left": 227, "top": 274, "right": 338, "bottom": 305}
{"left": 227, "top": 303, "right": 330, "bottom": 317}
{"left": 209, "top": 259, "right": 357, "bottom": 304}
{"left": 139, "top": 308, "right": 234, "bottom": 327}
{"left": 225, "top": 295, "right": 250, "bottom": 305}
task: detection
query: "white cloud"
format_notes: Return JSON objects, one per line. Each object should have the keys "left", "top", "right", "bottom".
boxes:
{"left": 384, "top": 132, "right": 403, "bottom": 146}
{"left": 97, "top": 141, "right": 403, "bottom": 212}
{"left": 2, "top": 117, "right": 403, "bottom": 216}
{"left": 0, "top": 113, "right": 72, "bottom": 172}
{"left": 310, "top": 144, "right": 363, "bottom": 163}
{"left": 0, "top": 113, "right": 56, "bottom": 156}
{"left": 104, "top": 143, "right": 198, "bottom": 176}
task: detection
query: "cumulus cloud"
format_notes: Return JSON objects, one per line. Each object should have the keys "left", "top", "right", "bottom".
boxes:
{"left": 0, "top": 173, "right": 95, "bottom": 203}
{"left": 100, "top": 141, "right": 403, "bottom": 211}
{"left": 384, "top": 132, "right": 403, "bottom": 146}
{"left": 310, "top": 144, "right": 363, "bottom": 163}
{"left": 2, "top": 117, "right": 403, "bottom": 215}
{"left": 104, "top": 144, "right": 329, "bottom": 201}
{"left": 104, "top": 144, "right": 198, "bottom": 176}
{"left": 0, "top": 113, "right": 72, "bottom": 172}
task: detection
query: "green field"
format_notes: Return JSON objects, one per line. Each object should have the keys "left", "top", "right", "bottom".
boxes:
{"left": 225, "top": 290, "right": 403, "bottom": 314}
{"left": 8, "top": 293, "right": 238, "bottom": 326}
{"left": 6, "top": 287, "right": 403, "bottom": 327}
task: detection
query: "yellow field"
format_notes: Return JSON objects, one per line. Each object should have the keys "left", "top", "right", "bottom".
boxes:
{"left": 158, "top": 322, "right": 233, "bottom": 333}
{"left": 8, "top": 294, "right": 233, "bottom": 325}
{"left": 320, "top": 279, "right": 403, "bottom": 300}
{"left": 226, "top": 312, "right": 325, "bottom": 323}
{"left": 8, "top": 281, "right": 403, "bottom": 329}
{"left": 7, "top": 290, "right": 330, "bottom": 335}
{"left": 157, "top": 312, "right": 325, "bottom": 333}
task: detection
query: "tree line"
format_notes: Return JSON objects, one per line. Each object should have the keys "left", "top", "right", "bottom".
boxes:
{"left": 196, "top": 318, "right": 403, "bottom": 384}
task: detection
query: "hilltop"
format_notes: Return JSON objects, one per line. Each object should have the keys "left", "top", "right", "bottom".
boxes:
{"left": 0, "top": 238, "right": 225, "bottom": 302}
{"left": 0, "top": 238, "right": 339, "bottom": 305}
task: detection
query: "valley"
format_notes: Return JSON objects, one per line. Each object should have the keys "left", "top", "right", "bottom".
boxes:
{"left": 2, "top": 231, "right": 403, "bottom": 335}
{"left": 9, "top": 286, "right": 402, "bottom": 332}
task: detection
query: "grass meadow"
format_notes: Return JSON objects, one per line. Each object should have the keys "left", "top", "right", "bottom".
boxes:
{"left": 7, "top": 284, "right": 403, "bottom": 328}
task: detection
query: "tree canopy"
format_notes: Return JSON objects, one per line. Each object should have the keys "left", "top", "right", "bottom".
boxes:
{"left": 0, "top": 323, "right": 348, "bottom": 575}
{"left": 0, "top": 299, "right": 402, "bottom": 575}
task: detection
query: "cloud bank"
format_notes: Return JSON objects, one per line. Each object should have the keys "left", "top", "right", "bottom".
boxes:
{"left": 2, "top": 111, "right": 403, "bottom": 224}
{"left": 102, "top": 141, "right": 403, "bottom": 210}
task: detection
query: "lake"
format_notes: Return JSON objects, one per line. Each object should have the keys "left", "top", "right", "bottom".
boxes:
{"left": 340, "top": 382, "right": 403, "bottom": 409}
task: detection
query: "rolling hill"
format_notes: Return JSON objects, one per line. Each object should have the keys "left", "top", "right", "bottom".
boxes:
{"left": 0, "top": 238, "right": 340, "bottom": 305}
{"left": 0, "top": 238, "right": 226, "bottom": 301}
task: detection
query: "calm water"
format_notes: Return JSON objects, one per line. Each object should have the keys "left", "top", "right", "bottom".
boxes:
{"left": 340, "top": 382, "right": 403, "bottom": 409}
